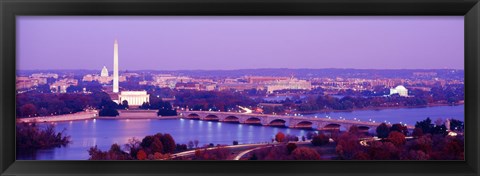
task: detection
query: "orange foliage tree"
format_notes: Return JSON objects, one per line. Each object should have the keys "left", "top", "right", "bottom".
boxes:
{"left": 275, "top": 132, "right": 286, "bottom": 142}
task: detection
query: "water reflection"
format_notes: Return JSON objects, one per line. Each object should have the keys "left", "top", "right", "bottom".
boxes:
{"left": 17, "top": 105, "right": 464, "bottom": 160}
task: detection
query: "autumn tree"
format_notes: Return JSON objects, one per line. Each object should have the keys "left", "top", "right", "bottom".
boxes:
{"left": 136, "top": 149, "right": 147, "bottom": 160}
{"left": 275, "top": 132, "right": 286, "bottom": 142}
{"left": 367, "top": 141, "right": 400, "bottom": 160}
{"left": 335, "top": 132, "right": 361, "bottom": 160}
{"left": 151, "top": 138, "right": 164, "bottom": 154}
{"left": 291, "top": 147, "right": 321, "bottom": 160}
{"left": 388, "top": 131, "right": 406, "bottom": 146}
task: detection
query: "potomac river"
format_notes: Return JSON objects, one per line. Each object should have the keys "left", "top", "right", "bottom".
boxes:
{"left": 18, "top": 105, "right": 463, "bottom": 160}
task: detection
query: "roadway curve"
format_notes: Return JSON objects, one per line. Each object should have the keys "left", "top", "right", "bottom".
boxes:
{"left": 171, "top": 143, "right": 269, "bottom": 159}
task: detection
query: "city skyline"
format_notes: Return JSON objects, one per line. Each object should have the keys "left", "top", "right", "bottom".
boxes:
{"left": 18, "top": 16, "right": 464, "bottom": 71}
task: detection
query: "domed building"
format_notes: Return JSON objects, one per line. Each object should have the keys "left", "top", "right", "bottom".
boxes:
{"left": 100, "top": 66, "right": 109, "bottom": 77}
{"left": 390, "top": 85, "right": 408, "bottom": 97}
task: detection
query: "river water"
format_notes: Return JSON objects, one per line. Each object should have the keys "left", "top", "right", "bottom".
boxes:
{"left": 18, "top": 105, "right": 463, "bottom": 160}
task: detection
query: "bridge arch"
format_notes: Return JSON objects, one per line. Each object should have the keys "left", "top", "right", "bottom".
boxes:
{"left": 187, "top": 113, "right": 200, "bottom": 119}
{"left": 223, "top": 116, "right": 240, "bottom": 123}
{"left": 204, "top": 114, "right": 219, "bottom": 121}
{"left": 245, "top": 117, "right": 262, "bottom": 125}
{"left": 358, "top": 126, "right": 371, "bottom": 132}
{"left": 295, "top": 121, "right": 314, "bottom": 129}
{"left": 269, "top": 119, "right": 287, "bottom": 127}
{"left": 321, "top": 123, "right": 341, "bottom": 130}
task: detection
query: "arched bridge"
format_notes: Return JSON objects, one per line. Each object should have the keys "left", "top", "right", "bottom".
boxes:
{"left": 178, "top": 111, "right": 415, "bottom": 131}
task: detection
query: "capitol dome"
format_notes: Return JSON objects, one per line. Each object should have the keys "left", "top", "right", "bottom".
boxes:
{"left": 101, "top": 66, "right": 109, "bottom": 77}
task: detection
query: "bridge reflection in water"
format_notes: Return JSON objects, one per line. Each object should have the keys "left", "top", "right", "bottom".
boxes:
{"left": 179, "top": 110, "right": 415, "bottom": 131}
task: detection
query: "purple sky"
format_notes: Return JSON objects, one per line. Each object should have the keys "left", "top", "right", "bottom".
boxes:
{"left": 17, "top": 16, "right": 464, "bottom": 71}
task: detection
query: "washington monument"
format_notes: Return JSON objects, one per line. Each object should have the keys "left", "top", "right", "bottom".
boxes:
{"left": 113, "top": 39, "right": 119, "bottom": 93}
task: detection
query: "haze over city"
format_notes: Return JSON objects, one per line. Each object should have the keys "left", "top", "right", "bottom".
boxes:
{"left": 17, "top": 16, "right": 464, "bottom": 71}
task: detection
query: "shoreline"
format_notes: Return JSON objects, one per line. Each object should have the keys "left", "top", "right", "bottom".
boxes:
{"left": 99, "top": 116, "right": 179, "bottom": 120}
{"left": 17, "top": 103, "right": 463, "bottom": 123}
{"left": 17, "top": 110, "right": 98, "bottom": 123}
{"left": 298, "top": 103, "right": 464, "bottom": 115}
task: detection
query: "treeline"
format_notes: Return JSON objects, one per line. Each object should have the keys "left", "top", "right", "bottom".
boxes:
{"left": 139, "top": 95, "right": 177, "bottom": 116}
{"left": 339, "top": 84, "right": 464, "bottom": 104}
{"left": 16, "top": 123, "right": 70, "bottom": 151}
{"left": 174, "top": 90, "right": 257, "bottom": 112}
{"left": 334, "top": 118, "right": 464, "bottom": 160}
{"left": 248, "top": 144, "right": 322, "bottom": 160}
{"left": 293, "top": 95, "right": 429, "bottom": 112}
{"left": 88, "top": 133, "right": 183, "bottom": 160}
{"left": 16, "top": 91, "right": 123, "bottom": 118}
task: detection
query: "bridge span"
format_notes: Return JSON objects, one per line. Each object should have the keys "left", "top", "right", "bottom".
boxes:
{"left": 178, "top": 110, "right": 414, "bottom": 131}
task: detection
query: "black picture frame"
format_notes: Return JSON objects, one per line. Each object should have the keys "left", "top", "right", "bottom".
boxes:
{"left": 1, "top": 0, "right": 479, "bottom": 175}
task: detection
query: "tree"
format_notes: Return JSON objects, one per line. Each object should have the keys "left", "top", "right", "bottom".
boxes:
{"left": 175, "top": 144, "right": 188, "bottom": 152}
{"left": 20, "top": 103, "right": 37, "bottom": 117}
{"left": 151, "top": 138, "right": 164, "bottom": 154}
{"left": 432, "top": 124, "right": 448, "bottom": 136}
{"left": 124, "top": 137, "right": 141, "bottom": 158}
{"left": 140, "top": 135, "right": 155, "bottom": 149}
{"left": 99, "top": 108, "right": 119, "bottom": 117}
{"left": 194, "top": 147, "right": 230, "bottom": 160}
{"left": 412, "top": 127, "right": 424, "bottom": 138}
{"left": 348, "top": 125, "right": 360, "bottom": 135}
{"left": 335, "top": 132, "right": 361, "bottom": 160}
{"left": 415, "top": 118, "right": 434, "bottom": 134}
{"left": 136, "top": 149, "right": 147, "bottom": 160}
{"left": 16, "top": 123, "right": 70, "bottom": 150}
{"left": 286, "top": 143, "right": 297, "bottom": 154}
{"left": 449, "top": 119, "right": 464, "bottom": 131}
{"left": 88, "top": 145, "right": 107, "bottom": 160}
{"left": 275, "top": 132, "right": 286, "bottom": 142}
{"left": 121, "top": 100, "right": 129, "bottom": 109}
{"left": 306, "top": 131, "right": 315, "bottom": 140}
{"left": 291, "top": 147, "right": 321, "bottom": 160}
{"left": 368, "top": 141, "right": 400, "bottom": 160}
{"left": 188, "top": 141, "right": 194, "bottom": 149}
{"left": 376, "top": 123, "right": 390, "bottom": 138}
{"left": 353, "top": 151, "right": 371, "bottom": 160}
{"left": 194, "top": 140, "right": 199, "bottom": 148}
{"left": 161, "top": 134, "right": 176, "bottom": 153}
{"left": 388, "top": 131, "right": 406, "bottom": 146}
{"left": 311, "top": 133, "right": 329, "bottom": 146}
{"left": 232, "top": 141, "right": 239, "bottom": 145}
{"left": 390, "top": 124, "right": 408, "bottom": 135}
{"left": 286, "top": 134, "right": 299, "bottom": 142}
{"left": 107, "top": 143, "right": 130, "bottom": 160}
{"left": 408, "top": 135, "right": 433, "bottom": 154}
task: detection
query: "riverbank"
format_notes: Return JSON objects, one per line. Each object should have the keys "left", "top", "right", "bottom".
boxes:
{"left": 99, "top": 115, "right": 179, "bottom": 120}
{"left": 17, "top": 103, "right": 463, "bottom": 123}
{"left": 17, "top": 110, "right": 180, "bottom": 123}
{"left": 298, "top": 103, "right": 464, "bottom": 115}
{"left": 17, "top": 110, "right": 98, "bottom": 123}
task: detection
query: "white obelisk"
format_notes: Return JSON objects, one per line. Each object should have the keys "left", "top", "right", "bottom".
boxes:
{"left": 113, "top": 39, "right": 119, "bottom": 93}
